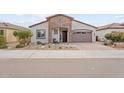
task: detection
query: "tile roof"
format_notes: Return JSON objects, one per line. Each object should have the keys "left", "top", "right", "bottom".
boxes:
{"left": 97, "top": 23, "right": 124, "bottom": 31}
{"left": 46, "top": 14, "right": 74, "bottom": 20}
{"left": 0, "top": 22, "right": 30, "bottom": 31}
{"left": 29, "top": 14, "right": 96, "bottom": 28}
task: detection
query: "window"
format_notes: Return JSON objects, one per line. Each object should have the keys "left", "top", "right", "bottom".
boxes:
{"left": 73, "top": 32, "right": 81, "bottom": 34}
{"left": 36, "top": 29, "right": 46, "bottom": 39}
{"left": 0, "top": 30, "right": 4, "bottom": 35}
{"left": 54, "top": 28, "right": 58, "bottom": 34}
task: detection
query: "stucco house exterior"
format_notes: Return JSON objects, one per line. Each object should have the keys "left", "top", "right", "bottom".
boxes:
{"left": 29, "top": 14, "right": 96, "bottom": 43}
{"left": 0, "top": 22, "right": 30, "bottom": 43}
{"left": 96, "top": 23, "right": 124, "bottom": 41}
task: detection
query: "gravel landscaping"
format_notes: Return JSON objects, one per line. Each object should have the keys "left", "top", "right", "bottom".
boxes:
{"left": 109, "top": 42, "right": 124, "bottom": 49}
{"left": 7, "top": 43, "right": 78, "bottom": 50}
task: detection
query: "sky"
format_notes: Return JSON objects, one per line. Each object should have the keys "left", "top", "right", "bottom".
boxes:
{"left": 0, "top": 14, "right": 124, "bottom": 27}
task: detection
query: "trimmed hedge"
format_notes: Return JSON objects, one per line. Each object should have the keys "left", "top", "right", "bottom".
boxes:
{"left": 105, "top": 32, "right": 124, "bottom": 42}
{"left": 0, "top": 44, "right": 8, "bottom": 49}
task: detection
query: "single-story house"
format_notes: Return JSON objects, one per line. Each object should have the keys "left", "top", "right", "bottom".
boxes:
{"left": 96, "top": 23, "right": 124, "bottom": 41}
{"left": 0, "top": 22, "right": 30, "bottom": 43}
{"left": 29, "top": 14, "right": 96, "bottom": 43}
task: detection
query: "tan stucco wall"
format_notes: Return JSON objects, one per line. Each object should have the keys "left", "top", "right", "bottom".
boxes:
{"left": 5, "top": 29, "right": 18, "bottom": 43}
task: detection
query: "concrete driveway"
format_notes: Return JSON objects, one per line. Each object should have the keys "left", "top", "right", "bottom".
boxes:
{"left": 71, "top": 42, "right": 115, "bottom": 50}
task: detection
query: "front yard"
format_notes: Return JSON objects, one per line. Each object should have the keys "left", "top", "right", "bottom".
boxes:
{"left": 5, "top": 42, "right": 115, "bottom": 50}
{"left": 7, "top": 43, "right": 78, "bottom": 50}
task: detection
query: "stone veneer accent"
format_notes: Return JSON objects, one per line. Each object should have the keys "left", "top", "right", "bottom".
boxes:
{"left": 47, "top": 15, "right": 72, "bottom": 43}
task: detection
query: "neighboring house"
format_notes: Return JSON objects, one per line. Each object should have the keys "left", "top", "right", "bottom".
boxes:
{"left": 29, "top": 14, "right": 96, "bottom": 43}
{"left": 96, "top": 23, "right": 124, "bottom": 41}
{"left": 0, "top": 22, "right": 30, "bottom": 43}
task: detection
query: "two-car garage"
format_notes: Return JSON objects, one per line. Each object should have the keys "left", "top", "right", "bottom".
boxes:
{"left": 71, "top": 20, "right": 96, "bottom": 43}
{"left": 71, "top": 29, "right": 92, "bottom": 42}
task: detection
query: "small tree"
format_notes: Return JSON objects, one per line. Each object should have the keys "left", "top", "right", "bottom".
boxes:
{"left": 13, "top": 30, "right": 32, "bottom": 46}
{"left": 105, "top": 33, "right": 111, "bottom": 40}
{"left": 0, "top": 35, "right": 8, "bottom": 49}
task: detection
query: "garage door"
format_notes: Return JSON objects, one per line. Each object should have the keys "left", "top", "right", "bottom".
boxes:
{"left": 72, "top": 31, "right": 92, "bottom": 42}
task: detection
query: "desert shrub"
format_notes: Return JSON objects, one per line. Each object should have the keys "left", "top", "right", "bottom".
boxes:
{"left": 0, "top": 44, "right": 8, "bottom": 49}
{"left": 36, "top": 41, "right": 45, "bottom": 45}
{"left": 48, "top": 45, "right": 51, "bottom": 48}
{"left": 104, "top": 40, "right": 113, "bottom": 46}
{"left": 105, "top": 32, "right": 124, "bottom": 42}
{"left": 0, "top": 35, "right": 8, "bottom": 49}
{"left": 16, "top": 44, "right": 25, "bottom": 48}
{"left": 13, "top": 30, "right": 32, "bottom": 47}
{"left": 37, "top": 41, "right": 42, "bottom": 45}
{"left": 59, "top": 46, "right": 62, "bottom": 49}
{"left": 41, "top": 43, "right": 45, "bottom": 45}
{"left": 0, "top": 35, "right": 5, "bottom": 45}
{"left": 105, "top": 33, "right": 111, "bottom": 40}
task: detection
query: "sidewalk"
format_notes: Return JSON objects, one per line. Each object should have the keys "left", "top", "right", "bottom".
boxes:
{"left": 0, "top": 50, "right": 124, "bottom": 58}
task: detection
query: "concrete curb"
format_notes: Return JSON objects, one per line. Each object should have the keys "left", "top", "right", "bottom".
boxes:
{"left": 0, "top": 50, "right": 124, "bottom": 59}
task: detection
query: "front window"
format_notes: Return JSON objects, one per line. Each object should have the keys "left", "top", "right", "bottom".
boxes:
{"left": 36, "top": 29, "right": 46, "bottom": 39}
{"left": 54, "top": 28, "right": 58, "bottom": 34}
{"left": 0, "top": 30, "right": 4, "bottom": 35}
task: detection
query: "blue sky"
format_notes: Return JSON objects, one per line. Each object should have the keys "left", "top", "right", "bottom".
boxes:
{"left": 0, "top": 14, "right": 124, "bottom": 27}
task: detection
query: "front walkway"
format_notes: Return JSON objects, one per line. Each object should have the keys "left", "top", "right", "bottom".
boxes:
{"left": 0, "top": 50, "right": 124, "bottom": 58}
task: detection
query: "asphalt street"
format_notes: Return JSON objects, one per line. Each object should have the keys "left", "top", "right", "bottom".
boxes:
{"left": 0, "top": 58, "right": 124, "bottom": 78}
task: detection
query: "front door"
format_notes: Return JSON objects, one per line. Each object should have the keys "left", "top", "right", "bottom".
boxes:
{"left": 62, "top": 31, "right": 67, "bottom": 42}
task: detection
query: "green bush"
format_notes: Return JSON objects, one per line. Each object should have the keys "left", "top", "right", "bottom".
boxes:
{"left": 48, "top": 45, "right": 51, "bottom": 48}
{"left": 0, "top": 35, "right": 6, "bottom": 45}
{"left": 0, "top": 35, "right": 8, "bottom": 49}
{"left": 37, "top": 41, "right": 42, "bottom": 45}
{"left": 37, "top": 41, "right": 45, "bottom": 45}
{"left": 13, "top": 30, "right": 32, "bottom": 46}
{"left": 0, "top": 44, "right": 8, "bottom": 49}
{"left": 105, "top": 32, "right": 124, "bottom": 42}
{"left": 16, "top": 44, "right": 25, "bottom": 48}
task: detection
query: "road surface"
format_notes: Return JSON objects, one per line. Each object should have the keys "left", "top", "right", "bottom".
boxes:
{"left": 0, "top": 58, "right": 124, "bottom": 78}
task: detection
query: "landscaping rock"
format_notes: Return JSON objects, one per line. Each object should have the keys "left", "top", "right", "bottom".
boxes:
{"left": 114, "top": 42, "right": 124, "bottom": 48}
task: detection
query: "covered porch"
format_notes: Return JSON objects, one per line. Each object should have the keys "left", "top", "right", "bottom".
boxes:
{"left": 52, "top": 27, "right": 69, "bottom": 43}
